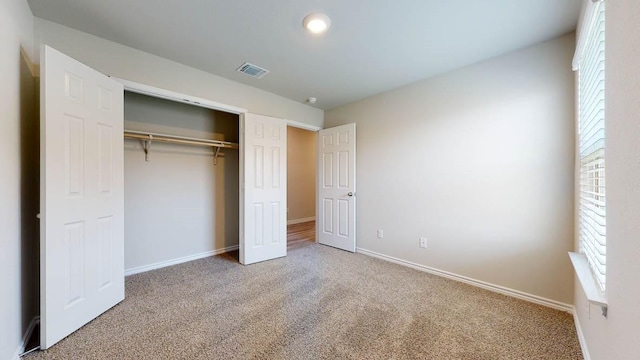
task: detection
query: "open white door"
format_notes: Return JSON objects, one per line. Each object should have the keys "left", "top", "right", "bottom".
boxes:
{"left": 239, "top": 113, "right": 287, "bottom": 265}
{"left": 317, "top": 123, "right": 356, "bottom": 252}
{"left": 40, "top": 45, "right": 124, "bottom": 349}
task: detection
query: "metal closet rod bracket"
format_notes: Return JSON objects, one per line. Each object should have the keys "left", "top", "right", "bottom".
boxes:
{"left": 143, "top": 134, "right": 152, "bottom": 162}
{"left": 213, "top": 147, "right": 221, "bottom": 165}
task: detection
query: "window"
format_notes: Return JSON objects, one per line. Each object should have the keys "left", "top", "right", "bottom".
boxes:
{"left": 575, "top": 1, "right": 606, "bottom": 291}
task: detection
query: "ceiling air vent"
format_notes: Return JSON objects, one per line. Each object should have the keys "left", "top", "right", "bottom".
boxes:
{"left": 236, "top": 62, "right": 270, "bottom": 79}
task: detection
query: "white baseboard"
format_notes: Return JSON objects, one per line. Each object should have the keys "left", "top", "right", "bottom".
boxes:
{"left": 125, "top": 245, "right": 239, "bottom": 276}
{"left": 356, "top": 247, "right": 573, "bottom": 313}
{"left": 287, "top": 216, "right": 315, "bottom": 225}
{"left": 13, "top": 316, "right": 40, "bottom": 360}
{"left": 572, "top": 306, "right": 591, "bottom": 360}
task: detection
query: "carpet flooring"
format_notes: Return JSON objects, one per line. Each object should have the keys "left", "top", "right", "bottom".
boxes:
{"left": 26, "top": 245, "right": 582, "bottom": 359}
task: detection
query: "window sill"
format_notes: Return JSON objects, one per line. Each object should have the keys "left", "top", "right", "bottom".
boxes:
{"left": 569, "top": 252, "right": 608, "bottom": 317}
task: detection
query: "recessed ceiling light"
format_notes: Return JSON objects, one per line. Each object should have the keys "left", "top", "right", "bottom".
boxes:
{"left": 303, "top": 13, "right": 331, "bottom": 34}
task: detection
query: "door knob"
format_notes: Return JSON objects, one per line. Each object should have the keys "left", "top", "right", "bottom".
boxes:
{"left": 347, "top": 192, "right": 354, "bottom": 197}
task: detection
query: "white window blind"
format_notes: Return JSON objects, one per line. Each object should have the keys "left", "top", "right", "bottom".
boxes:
{"left": 577, "top": 1, "right": 606, "bottom": 291}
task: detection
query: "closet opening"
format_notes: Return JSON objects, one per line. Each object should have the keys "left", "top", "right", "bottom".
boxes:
{"left": 123, "top": 91, "right": 240, "bottom": 275}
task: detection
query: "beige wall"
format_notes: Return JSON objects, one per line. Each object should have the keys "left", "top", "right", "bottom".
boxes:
{"left": 325, "top": 34, "right": 576, "bottom": 304}
{"left": 0, "top": 0, "right": 37, "bottom": 359}
{"left": 287, "top": 126, "right": 317, "bottom": 222}
{"left": 124, "top": 92, "right": 239, "bottom": 271}
{"left": 574, "top": 1, "right": 640, "bottom": 359}
{"left": 32, "top": 18, "right": 324, "bottom": 129}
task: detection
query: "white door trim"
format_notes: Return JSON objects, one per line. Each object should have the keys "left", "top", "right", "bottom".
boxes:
{"left": 286, "top": 118, "right": 321, "bottom": 131}
{"left": 110, "top": 77, "right": 322, "bottom": 133}
{"left": 110, "top": 77, "right": 247, "bottom": 115}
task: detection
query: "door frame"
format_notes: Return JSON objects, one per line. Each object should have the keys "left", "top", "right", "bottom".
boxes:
{"left": 283, "top": 123, "right": 322, "bottom": 247}
{"left": 112, "top": 77, "right": 248, "bottom": 115}
{"left": 110, "top": 77, "right": 324, "bottom": 255}
{"left": 114, "top": 77, "right": 322, "bottom": 131}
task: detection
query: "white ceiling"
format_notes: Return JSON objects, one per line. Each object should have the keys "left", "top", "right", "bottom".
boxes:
{"left": 27, "top": 0, "right": 582, "bottom": 110}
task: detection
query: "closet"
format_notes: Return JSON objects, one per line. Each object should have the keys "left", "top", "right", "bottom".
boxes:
{"left": 39, "top": 45, "right": 294, "bottom": 349}
{"left": 122, "top": 91, "right": 239, "bottom": 274}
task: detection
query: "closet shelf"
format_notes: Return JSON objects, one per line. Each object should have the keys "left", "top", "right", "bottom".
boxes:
{"left": 124, "top": 130, "right": 239, "bottom": 164}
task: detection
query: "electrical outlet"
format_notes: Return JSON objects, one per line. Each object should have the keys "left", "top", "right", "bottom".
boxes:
{"left": 419, "top": 237, "right": 427, "bottom": 249}
{"left": 377, "top": 229, "right": 384, "bottom": 239}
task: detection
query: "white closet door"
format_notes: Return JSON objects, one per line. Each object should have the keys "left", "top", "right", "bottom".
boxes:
{"left": 240, "top": 113, "right": 287, "bottom": 264}
{"left": 40, "top": 45, "right": 125, "bottom": 349}
{"left": 317, "top": 123, "right": 357, "bottom": 252}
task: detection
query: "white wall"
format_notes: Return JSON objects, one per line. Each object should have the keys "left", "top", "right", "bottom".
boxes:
{"left": 574, "top": 1, "right": 640, "bottom": 359}
{"left": 287, "top": 126, "right": 316, "bottom": 222}
{"left": 325, "top": 34, "right": 576, "bottom": 305}
{"left": 123, "top": 92, "right": 239, "bottom": 271}
{"left": 0, "top": 1, "right": 36, "bottom": 359}
{"left": 32, "top": 17, "right": 324, "bottom": 129}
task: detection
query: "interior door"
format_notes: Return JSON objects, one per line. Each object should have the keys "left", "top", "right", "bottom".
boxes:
{"left": 40, "top": 45, "right": 124, "bottom": 349}
{"left": 317, "top": 123, "right": 356, "bottom": 252}
{"left": 239, "top": 113, "right": 287, "bottom": 264}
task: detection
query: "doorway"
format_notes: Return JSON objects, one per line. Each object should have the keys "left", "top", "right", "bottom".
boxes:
{"left": 286, "top": 126, "right": 317, "bottom": 251}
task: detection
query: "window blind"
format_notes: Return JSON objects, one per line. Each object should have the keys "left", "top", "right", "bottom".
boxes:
{"left": 577, "top": 1, "right": 606, "bottom": 291}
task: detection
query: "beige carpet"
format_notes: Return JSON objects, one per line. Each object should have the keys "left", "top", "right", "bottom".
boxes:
{"left": 27, "top": 245, "right": 582, "bottom": 359}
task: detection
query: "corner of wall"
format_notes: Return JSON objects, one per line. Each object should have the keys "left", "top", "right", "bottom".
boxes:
{"left": 1, "top": 0, "right": 37, "bottom": 359}
{"left": 571, "top": 305, "right": 592, "bottom": 360}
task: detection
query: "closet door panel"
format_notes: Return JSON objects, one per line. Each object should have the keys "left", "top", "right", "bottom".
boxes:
{"left": 240, "top": 113, "right": 287, "bottom": 265}
{"left": 40, "top": 45, "right": 125, "bottom": 349}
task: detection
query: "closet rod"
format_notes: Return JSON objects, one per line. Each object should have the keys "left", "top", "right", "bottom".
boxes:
{"left": 124, "top": 130, "right": 238, "bottom": 164}
{"left": 123, "top": 130, "right": 239, "bottom": 149}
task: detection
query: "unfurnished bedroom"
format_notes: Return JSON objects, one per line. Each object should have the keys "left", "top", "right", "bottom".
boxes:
{"left": 3, "top": 1, "right": 640, "bottom": 360}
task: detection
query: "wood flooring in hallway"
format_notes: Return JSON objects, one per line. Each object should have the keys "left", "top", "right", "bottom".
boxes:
{"left": 287, "top": 221, "right": 315, "bottom": 251}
